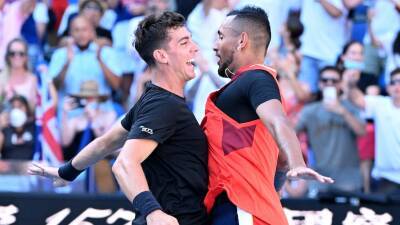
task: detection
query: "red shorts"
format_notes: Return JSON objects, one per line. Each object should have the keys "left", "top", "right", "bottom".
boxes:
{"left": 357, "top": 123, "right": 375, "bottom": 160}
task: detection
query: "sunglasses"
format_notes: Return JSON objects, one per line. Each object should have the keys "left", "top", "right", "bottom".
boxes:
{"left": 8, "top": 51, "right": 26, "bottom": 57}
{"left": 390, "top": 79, "right": 400, "bottom": 85}
{"left": 320, "top": 78, "right": 340, "bottom": 84}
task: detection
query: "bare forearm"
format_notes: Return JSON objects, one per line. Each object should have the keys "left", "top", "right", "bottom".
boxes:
{"left": 53, "top": 63, "right": 69, "bottom": 89}
{"left": 342, "top": 109, "right": 366, "bottom": 136}
{"left": 99, "top": 61, "right": 121, "bottom": 90}
{"left": 113, "top": 160, "right": 149, "bottom": 202}
{"left": 288, "top": 76, "right": 312, "bottom": 102}
{"left": 72, "top": 135, "right": 124, "bottom": 170}
{"left": 269, "top": 118, "right": 306, "bottom": 169}
{"left": 319, "top": 0, "right": 343, "bottom": 17}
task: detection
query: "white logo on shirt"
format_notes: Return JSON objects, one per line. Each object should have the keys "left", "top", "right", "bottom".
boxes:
{"left": 139, "top": 126, "right": 153, "bottom": 135}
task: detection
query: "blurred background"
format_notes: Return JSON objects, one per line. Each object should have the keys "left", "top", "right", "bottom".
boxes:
{"left": 0, "top": 0, "right": 399, "bottom": 224}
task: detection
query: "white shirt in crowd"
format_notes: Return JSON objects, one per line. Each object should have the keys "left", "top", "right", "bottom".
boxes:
{"left": 300, "top": 0, "right": 348, "bottom": 63}
{"left": 365, "top": 95, "right": 400, "bottom": 184}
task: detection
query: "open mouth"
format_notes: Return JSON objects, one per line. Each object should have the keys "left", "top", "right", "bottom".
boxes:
{"left": 186, "top": 59, "right": 196, "bottom": 66}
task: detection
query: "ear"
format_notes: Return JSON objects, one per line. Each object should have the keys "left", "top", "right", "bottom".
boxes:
{"left": 237, "top": 32, "right": 249, "bottom": 51}
{"left": 153, "top": 49, "right": 168, "bottom": 64}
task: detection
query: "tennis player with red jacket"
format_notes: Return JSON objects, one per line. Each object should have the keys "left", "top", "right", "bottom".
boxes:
{"left": 202, "top": 6, "right": 334, "bottom": 225}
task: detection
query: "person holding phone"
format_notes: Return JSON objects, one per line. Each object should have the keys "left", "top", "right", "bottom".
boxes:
{"left": 295, "top": 66, "right": 366, "bottom": 194}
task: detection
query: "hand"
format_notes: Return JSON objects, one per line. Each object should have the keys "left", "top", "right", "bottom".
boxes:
{"left": 146, "top": 210, "right": 179, "bottom": 225}
{"left": 324, "top": 100, "right": 346, "bottom": 115}
{"left": 342, "top": 69, "right": 359, "bottom": 88}
{"left": 63, "top": 96, "right": 78, "bottom": 112}
{"left": 286, "top": 166, "right": 334, "bottom": 184}
{"left": 27, "top": 162, "right": 70, "bottom": 187}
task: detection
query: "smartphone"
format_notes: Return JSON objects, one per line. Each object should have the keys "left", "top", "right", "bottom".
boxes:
{"left": 322, "top": 87, "right": 337, "bottom": 103}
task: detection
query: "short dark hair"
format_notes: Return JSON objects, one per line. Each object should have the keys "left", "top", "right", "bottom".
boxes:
{"left": 319, "top": 66, "right": 342, "bottom": 79}
{"left": 9, "top": 95, "right": 32, "bottom": 118}
{"left": 390, "top": 67, "right": 400, "bottom": 78}
{"left": 134, "top": 11, "right": 185, "bottom": 67}
{"left": 227, "top": 6, "right": 271, "bottom": 51}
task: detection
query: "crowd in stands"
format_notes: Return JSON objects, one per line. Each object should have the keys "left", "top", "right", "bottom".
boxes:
{"left": 0, "top": 0, "right": 399, "bottom": 197}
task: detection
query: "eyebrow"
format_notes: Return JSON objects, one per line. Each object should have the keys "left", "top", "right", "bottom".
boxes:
{"left": 177, "top": 36, "right": 190, "bottom": 43}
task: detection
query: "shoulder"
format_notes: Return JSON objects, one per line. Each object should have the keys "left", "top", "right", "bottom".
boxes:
{"left": 240, "top": 69, "right": 275, "bottom": 80}
{"left": 235, "top": 69, "right": 277, "bottom": 87}
{"left": 138, "top": 88, "right": 181, "bottom": 115}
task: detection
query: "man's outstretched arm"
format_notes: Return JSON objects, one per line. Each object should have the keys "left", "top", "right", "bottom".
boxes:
{"left": 256, "top": 99, "right": 334, "bottom": 183}
{"left": 28, "top": 122, "right": 128, "bottom": 185}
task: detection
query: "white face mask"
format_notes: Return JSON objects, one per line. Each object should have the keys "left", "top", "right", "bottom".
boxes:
{"left": 9, "top": 108, "right": 27, "bottom": 128}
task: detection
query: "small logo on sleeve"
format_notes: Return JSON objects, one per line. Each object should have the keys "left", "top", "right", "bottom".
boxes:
{"left": 139, "top": 126, "right": 153, "bottom": 135}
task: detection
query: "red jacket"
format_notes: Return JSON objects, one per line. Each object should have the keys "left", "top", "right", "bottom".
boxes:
{"left": 201, "top": 64, "right": 288, "bottom": 225}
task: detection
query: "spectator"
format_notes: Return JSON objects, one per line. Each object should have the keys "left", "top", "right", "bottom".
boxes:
{"left": 339, "top": 41, "right": 380, "bottom": 193}
{"left": 102, "top": 0, "right": 133, "bottom": 30}
{"left": 296, "top": 66, "right": 365, "bottom": 194}
{"left": 21, "top": 1, "right": 50, "bottom": 69}
{"left": 59, "top": 0, "right": 113, "bottom": 46}
{"left": 298, "top": 0, "right": 349, "bottom": 98}
{"left": 123, "top": 0, "right": 148, "bottom": 17}
{"left": 49, "top": 16, "right": 121, "bottom": 105}
{"left": 0, "top": 38, "right": 37, "bottom": 111}
{"left": 364, "top": 0, "right": 400, "bottom": 81}
{"left": 386, "top": 29, "right": 400, "bottom": 84}
{"left": 0, "top": 0, "right": 34, "bottom": 71}
{"left": 61, "top": 80, "right": 117, "bottom": 193}
{"left": 349, "top": 68, "right": 400, "bottom": 195}
{"left": 0, "top": 95, "right": 35, "bottom": 160}
{"left": 339, "top": 41, "right": 380, "bottom": 95}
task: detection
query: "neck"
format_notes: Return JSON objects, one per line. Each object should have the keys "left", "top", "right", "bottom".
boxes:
{"left": 10, "top": 67, "right": 26, "bottom": 76}
{"left": 233, "top": 54, "right": 265, "bottom": 74}
{"left": 151, "top": 68, "right": 185, "bottom": 98}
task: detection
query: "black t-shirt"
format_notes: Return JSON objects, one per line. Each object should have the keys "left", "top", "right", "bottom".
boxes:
{"left": 121, "top": 83, "right": 208, "bottom": 225}
{"left": 215, "top": 70, "right": 281, "bottom": 123}
{"left": 1, "top": 122, "right": 35, "bottom": 160}
{"left": 357, "top": 72, "right": 378, "bottom": 94}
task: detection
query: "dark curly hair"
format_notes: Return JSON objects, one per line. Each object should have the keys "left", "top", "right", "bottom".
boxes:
{"left": 134, "top": 11, "right": 185, "bottom": 67}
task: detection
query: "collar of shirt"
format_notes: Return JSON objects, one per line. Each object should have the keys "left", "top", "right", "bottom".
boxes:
{"left": 72, "top": 42, "right": 98, "bottom": 53}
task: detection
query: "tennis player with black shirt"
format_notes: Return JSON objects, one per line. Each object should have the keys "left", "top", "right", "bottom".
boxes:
{"left": 28, "top": 12, "right": 208, "bottom": 225}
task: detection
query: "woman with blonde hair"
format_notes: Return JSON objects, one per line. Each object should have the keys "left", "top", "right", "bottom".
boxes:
{"left": 0, "top": 38, "right": 37, "bottom": 111}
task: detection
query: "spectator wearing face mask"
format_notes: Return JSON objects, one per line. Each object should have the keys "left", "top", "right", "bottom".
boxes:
{"left": 338, "top": 41, "right": 379, "bottom": 193}
{"left": 0, "top": 95, "right": 35, "bottom": 160}
{"left": 338, "top": 41, "right": 380, "bottom": 95}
